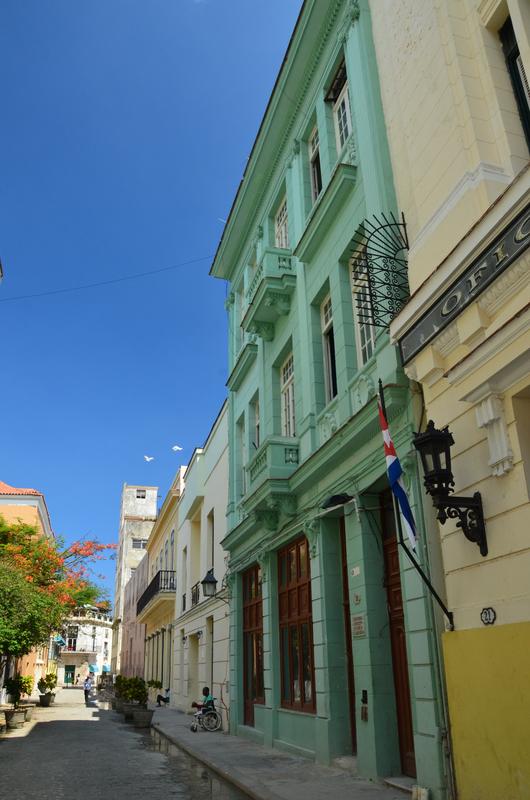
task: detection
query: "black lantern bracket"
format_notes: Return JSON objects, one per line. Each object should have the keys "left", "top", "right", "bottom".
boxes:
{"left": 414, "top": 420, "right": 488, "bottom": 558}
{"left": 435, "top": 491, "right": 487, "bottom": 557}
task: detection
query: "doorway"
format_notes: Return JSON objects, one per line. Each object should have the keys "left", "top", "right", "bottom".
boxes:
{"left": 339, "top": 518, "right": 357, "bottom": 752}
{"left": 187, "top": 635, "right": 199, "bottom": 704}
{"left": 242, "top": 564, "right": 264, "bottom": 726}
{"left": 380, "top": 490, "right": 416, "bottom": 778}
{"left": 64, "top": 665, "right": 75, "bottom": 686}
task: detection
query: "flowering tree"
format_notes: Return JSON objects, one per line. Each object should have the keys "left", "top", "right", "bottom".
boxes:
{"left": 0, "top": 515, "right": 114, "bottom": 671}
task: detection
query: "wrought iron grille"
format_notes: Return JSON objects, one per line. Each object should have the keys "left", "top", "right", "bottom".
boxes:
{"left": 136, "top": 570, "right": 176, "bottom": 615}
{"left": 350, "top": 212, "right": 410, "bottom": 330}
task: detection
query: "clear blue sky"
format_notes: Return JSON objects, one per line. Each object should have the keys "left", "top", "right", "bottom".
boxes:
{"left": 0, "top": 0, "right": 302, "bottom": 601}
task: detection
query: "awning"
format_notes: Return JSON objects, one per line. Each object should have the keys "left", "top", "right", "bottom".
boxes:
{"left": 54, "top": 635, "right": 66, "bottom": 645}
{"left": 88, "top": 664, "right": 99, "bottom": 673}
{"left": 102, "top": 665, "right": 111, "bottom": 673}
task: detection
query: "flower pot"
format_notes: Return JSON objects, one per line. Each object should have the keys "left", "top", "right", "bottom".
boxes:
{"left": 115, "top": 698, "right": 124, "bottom": 713}
{"left": 4, "top": 709, "right": 26, "bottom": 730}
{"left": 122, "top": 702, "right": 136, "bottom": 721}
{"left": 111, "top": 699, "right": 116, "bottom": 710}
{"left": 132, "top": 708, "right": 154, "bottom": 728}
{"left": 39, "top": 693, "right": 52, "bottom": 707}
{"left": 21, "top": 703, "right": 36, "bottom": 721}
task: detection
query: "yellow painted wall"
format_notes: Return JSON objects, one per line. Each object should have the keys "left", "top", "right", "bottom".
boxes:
{"left": 443, "top": 622, "right": 530, "bottom": 800}
{"left": 0, "top": 503, "right": 43, "bottom": 534}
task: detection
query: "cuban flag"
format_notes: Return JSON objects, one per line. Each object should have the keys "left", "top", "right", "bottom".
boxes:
{"left": 378, "top": 398, "right": 417, "bottom": 549}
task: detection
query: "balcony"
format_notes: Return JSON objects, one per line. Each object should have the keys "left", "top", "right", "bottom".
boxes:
{"left": 191, "top": 582, "right": 200, "bottom": 607}
{"left": 246, "top": 435, "right": 300, "bottom": 496}
{"left": 136, "top": 570, "right": 176, "bottom": 621}
{"left": 241, "top": 248, "right": 296, "bottom": 341}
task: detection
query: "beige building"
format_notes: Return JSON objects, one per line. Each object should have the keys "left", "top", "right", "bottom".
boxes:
{"left": 137, "top": 469, "right": 185, "bottom": 695}
{"left": 371, "top": 2, "right": 530, "bottom": 798}
{"left": 173, "top": 403, "right": 229, "bottom": 727}
{"left": 111, "top": 484, "right": 157, "bottom": 674}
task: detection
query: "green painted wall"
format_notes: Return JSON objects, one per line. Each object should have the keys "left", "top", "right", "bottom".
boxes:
{"left": 213, "top": 2, "right": 450, "bottom": 798}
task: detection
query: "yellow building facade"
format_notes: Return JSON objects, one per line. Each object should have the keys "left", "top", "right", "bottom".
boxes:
{"left": 371, "top": 2, "right": 530, "bottom": 798}
{"left": 136, "top": 471, "right": 184, "bottom": 695}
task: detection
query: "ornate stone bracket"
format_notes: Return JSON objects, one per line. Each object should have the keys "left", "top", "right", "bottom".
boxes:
{"left": 305, "top": 518, "right": 320, "bottom": 559}
{"left": 264, "top": 292, "right": 291, "bottom": 315}
{"left": 475, "top": 394, "right": 513, "bottom": 476}
{"left": 337, "top": 0, "right": 360, "bottom": 44}
{"left": 248, "top": 321, "right": 274, "bottom": 341}
{"left": 256, "top": 549, "right": 269, "bottom": 583}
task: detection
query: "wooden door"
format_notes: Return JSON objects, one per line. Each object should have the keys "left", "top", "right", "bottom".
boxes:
{"left": 381, "top": 491, "right": 416, "bottom": 778}
{"left": 339, "top": 519, "right": 357, "bottom": 752}
{"left": 242, "top": 564, "right": 264, "bottom": 726}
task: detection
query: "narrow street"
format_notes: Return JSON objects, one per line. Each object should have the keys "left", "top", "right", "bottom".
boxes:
{"left": 0, "top": 689, "right": 247, "bottom": 800}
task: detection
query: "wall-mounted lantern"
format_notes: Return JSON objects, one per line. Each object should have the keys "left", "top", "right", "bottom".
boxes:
{"left": 413, "top": 420, "right": 488, "bottom": 557}
{"left": 201, "top": 568, "right": 218, "bottom": 598}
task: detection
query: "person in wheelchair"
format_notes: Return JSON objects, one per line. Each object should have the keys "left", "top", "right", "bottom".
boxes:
{"left": 191, "top": 686, "right": 214, "bottom": 714}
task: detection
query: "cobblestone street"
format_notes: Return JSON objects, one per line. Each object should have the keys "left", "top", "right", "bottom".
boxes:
{"left": 0, "top": 689, "right": 246, "bottom": 800}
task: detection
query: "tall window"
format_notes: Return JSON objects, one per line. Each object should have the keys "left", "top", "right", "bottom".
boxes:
{"left": 242, "top": 564, "right": 264, "bottom": 726}
{"left": 235, "top": 282, "right": 245, "bottom": 352}
{"left": 136, "top": 489, "right": 146, "bottom": 499}
{"left": 321, "top": 295, "right": 338, "bottom": 402}
{"left": 350, "top": 248, "right": 376, "bottom": 365}
{"left": 500, "top": 17, "right": 530, "bottom": 149}
{"left": 252, "top": 395, "right": 260, "bottom": 449}
{"left": 308, "top": 126, "right": 322, "bottom": 203}
{"left": 170, "top": 530, "right": 175, "bottom": 571}
{"left": 164, "top": 540, "right": 169, "bottom": 571}
{"left": 327, "top": 60, "right": 352, "bottom": 152}
{"left": 207, "top": 511, "right": 215, "bottom": 570}
{"left": 281, "top": 353, "right": 296, "bottom": 437}
{"left": 237, "top": 415, "right": 247, "bottom": 495}
{"left": 278, "top": 537, "right": 315, "bottom": 712}
{"left": 275, "top": 197, "right": 289, "bottom": 249}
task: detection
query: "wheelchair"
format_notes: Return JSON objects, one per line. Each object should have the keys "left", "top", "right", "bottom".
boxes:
{"left": 190, "top": 698, "right": 222, "bottom": 732}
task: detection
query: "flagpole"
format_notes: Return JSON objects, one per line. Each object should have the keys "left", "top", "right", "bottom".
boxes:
{"left": 378, "top": 380, "right": 454, "bottom": 630}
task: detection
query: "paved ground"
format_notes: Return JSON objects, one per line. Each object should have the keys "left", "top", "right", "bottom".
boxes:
{"left": 0, "top": 688, "right": 246, "bottom": 800}
{"left": 152, "top": 706, "right": 404, "bottom": 800}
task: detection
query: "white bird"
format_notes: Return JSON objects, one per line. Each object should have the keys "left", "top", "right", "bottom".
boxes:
{"left": 144, "top": 455, "right": 155, "bottom": 462}
{"left": 172, "top": 445, "right": 183, "bottom": 452}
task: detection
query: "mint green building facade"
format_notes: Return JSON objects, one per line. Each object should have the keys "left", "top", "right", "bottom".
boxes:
{"left": 212, "top": 2, "right": 451, "bottom": 797}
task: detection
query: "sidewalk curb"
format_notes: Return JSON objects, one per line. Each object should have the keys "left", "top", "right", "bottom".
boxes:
{"left": 151, "top": 721, "right": 276, "bottom": 800}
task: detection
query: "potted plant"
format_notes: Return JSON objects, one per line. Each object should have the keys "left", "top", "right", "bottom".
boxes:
{"left": 122, "top": 677, "right": 141, "bottom": 721}
{"left": 131, "top": 678, "right": 154, "bottom": 728}
{"left": 44, "top": 672, "right": 57, "bottom": 703}
{"left": 37, "top": 673, "right": 57, "bottom": 707}
{"left": 16, "top": 675, "right": 36, "bottom": 721}
{"left": 3, "top": 675, "right": 31, "bottom": 729}
{"left": 114, "top": 675, "right": 128, "bottom": 713}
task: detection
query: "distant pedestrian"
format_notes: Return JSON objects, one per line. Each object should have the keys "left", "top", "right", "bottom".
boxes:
{"left": 83, "top": 675, "right": 93, "bottom": 703}
{"left": 156, "top": 688, "right": 170, "bottom": 707}
{"left": 75, "top": 674, "right": 80, "bottom": 685}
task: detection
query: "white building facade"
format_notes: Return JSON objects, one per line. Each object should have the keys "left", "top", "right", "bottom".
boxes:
{"left": 57, "top": 606, "right": 113, "bottom": 686}
{"left": 172, "top": 403, "right": 230, "bottom": 727}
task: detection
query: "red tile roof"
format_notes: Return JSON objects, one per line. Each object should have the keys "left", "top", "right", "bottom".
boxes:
{"left": 0, "top": 480, "right": 42, "bottom": 497}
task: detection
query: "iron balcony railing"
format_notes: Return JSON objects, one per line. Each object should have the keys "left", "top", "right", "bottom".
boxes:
{"left": 191, "top": 582, "right": 200, "bottom": 607}
{"left": 136, "top": 570, "right": 176, "bottom": 616}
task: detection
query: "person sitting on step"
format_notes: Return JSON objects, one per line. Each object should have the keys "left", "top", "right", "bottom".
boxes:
{"left": 156, "top": 688, "right": 170, "bottom": 707}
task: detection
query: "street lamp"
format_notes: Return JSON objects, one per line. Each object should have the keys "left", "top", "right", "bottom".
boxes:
{"left": 413, "top": 420, "right": 488, "bottom": 557}
{"left": 201, "top": 568, "right": 218, "bottom": 598}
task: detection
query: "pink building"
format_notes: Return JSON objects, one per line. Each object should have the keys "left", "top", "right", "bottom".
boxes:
{"left": 119, "top": 554, "right": 148, "bottom": 678}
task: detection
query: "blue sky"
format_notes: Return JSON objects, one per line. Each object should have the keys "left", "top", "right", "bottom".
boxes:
{"left": 0, "top": 0, "right": 302, "bottom": 600}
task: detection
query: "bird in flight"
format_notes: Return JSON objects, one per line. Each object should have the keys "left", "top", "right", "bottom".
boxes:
{"left": 144, "top": 455, "right": 155, "bottom": 462}
{"left": 172, "top": 445, "right": 183, "bottom": 452}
